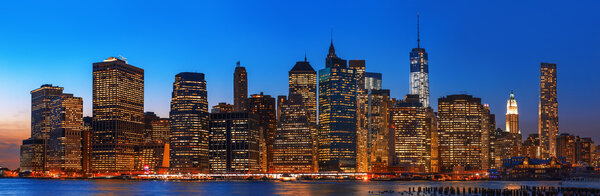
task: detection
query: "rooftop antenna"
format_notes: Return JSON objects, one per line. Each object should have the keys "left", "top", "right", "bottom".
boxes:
{"left": 330, "top": 26, "right": 333, "bottom": 44}
{"left": 417, "top": 13, "right": 420, "bottom": 48}
{"left": 304, "top": 51, "right": 307, "bottom": 62}
{"left": 236, "top": 61, "right": 240, "bottom": 67}
{"left": 118, "top": 54, "right": 127, "bottom": 63}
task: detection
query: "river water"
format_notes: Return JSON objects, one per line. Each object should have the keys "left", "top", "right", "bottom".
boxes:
{"left": 0, "top": 179, "right": 598, "bottom": 195}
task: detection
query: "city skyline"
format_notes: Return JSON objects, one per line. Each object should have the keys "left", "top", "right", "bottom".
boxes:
{"left": 1, "top": 1, "right": 600, "bottom": 170}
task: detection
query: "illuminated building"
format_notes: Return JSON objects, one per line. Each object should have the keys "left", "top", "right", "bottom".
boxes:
{"left": 556, "top": 133, "right": 576, "bottom": 164}
{"left": 409, "top": 15, "right": 430, "bottom": 107}
{"left": 437, "top": 94, "right": 487, "bottom": 172}
{"left": 364, "top": 72, "right": 382, "bottom": 90}
{"left": 212, "top": 102, "right": 234, "bottom": 113}
{"left": 139, "top": 140, "right": 167, "bottom": 173}
{"left": 506, "top": 91, "right": 519, "bottom": 134}
{"left": 169, "top": 72, "right": 209, "bottom": 173}
{"left": 357, "top": 88, "right": 391, "bottom": 172}
{"left": 247, "top": 92, "right": 276, "bottom": 172}
{"left": 209, "top": 112, "right": 260, "bottom": 174}
{"left": 575, "top": 137, "right": 593, "bottom": 166}
{"left": 92, "top": 57, "right": 144, "bottom": 173}
{"left": 389, "top": 95, "right": 436, "bottom": 173}
{"left": 82, "top": 117, "right": 92, "bottom": 175}
{"left": 539, "top": 62, "right": 558, "bottom": 159}
{"left": 30, "top": 85, "right": 64, "bottom": 140}
{"left": 521, "top": 134, "right": 540, "bottom": 159}
{"left": 504, "top": 91, "right": 522, "bottom": 158}
{"left": 20, "top": 138, "right": 44, "bottom": 173}
{"left": 349, "top": 60, "right": 366, "bottom": 89}
{"left": 47, "top": 93, "right": 83, "bottom": 173}
{"left": 481, "top": 104, "right": 495, "bottom": 170}
{"left": 21, "top": 84, "right": 64, "bottom": 172}
{"left": 318, "top": 40, "right": 358, "bottom": 172}
{"left": 288, "top": 58, "right": 317, "bottom": 166}
{"left": 491, "top": 129, "right": 520, "bottom": 169}
{"left": 234, "top": 61, "right": 248, "bottom": 112}
{"left": 273, "top": 94, "right": 315, "bottom": 173}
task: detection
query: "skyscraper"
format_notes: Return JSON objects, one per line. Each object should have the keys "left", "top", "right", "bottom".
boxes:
{"left": 234, "top": 61, "right": 248, "bottom": 112}
{"left": 273, "top": 94, "right": 315, "bottom": 173}
{"left": 409, "top": 15, "right": 430, "bottom": 107}
{"left": 506, "top": 91, "right": 519, "bottom": 134}
{"left": 389, "top": 95, "right": 436, "bottom": 173}
{"left": 556, "top": 133, "right": 576, "bottom": 164}
{"left": 209, "top": 112, "right": 260, "bottom": 174}
{"left": 47, "top": 93, "right": 83, "bottom": 173}
{"left": 437, "top": 94, "right": 486, "bottom": 172}
{"left": 169, "top": 72, "right": 209, "bottom": 173}
{"left": 364, "top": 72, "right": 382, "bottom": 90}
{"left": 92, "top": 57, "right": 144, "bottom": 173}
{"left": 20, "top": 84, "right": 64, "bottom": 172}
{"left": 247, "top": 92, "right": 276, "bottom": 172}
{"left": 357, "top": 88, "right": 392, "bottom": 172}
{"left": 288, "top": 57, "right": 318, "bottom": 170}
{"left": 318, "top": 40, "right": 358, "bottom": 172}
{"left": 539, "top": 62, "right": 558, "bottom": 159}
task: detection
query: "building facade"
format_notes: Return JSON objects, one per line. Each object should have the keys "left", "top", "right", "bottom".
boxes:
{"left": 169, "top": 72, "right": 209, "bottom": 173}
{"left": 234, "top": 61, "right": 248, "bottom": 112}
{"left": 247, "top": 92, "right": 276, "bottom": 172}
{"left": 539, "top": 62, "right": 558, "bottom": 159}
{"left": 273, "top": 95, "right": 315, "bottom": 173}
{"left": 409, "top": 16, "right": 430, "bottom": 107}
{"left": 92, "top": 57, "right": 144, "bottom": 173}
{"left": 318, "top": 41, "right": 358, "bottom": 172}
{"left": 208, "top": 112, "right": 260, "bottom": 174}
{"left": 47, "top": 94, "right": 83, "bottom": 173}
{"left": 389, "top": 95, "right": 436, "bottom": 173}
{"left": 437, "top": 94, "right": 485, "bottom": 172}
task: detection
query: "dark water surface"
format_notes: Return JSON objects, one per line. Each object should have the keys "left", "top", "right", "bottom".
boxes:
{"left": 0, "top": 179, "right": 598, "bottom": 195}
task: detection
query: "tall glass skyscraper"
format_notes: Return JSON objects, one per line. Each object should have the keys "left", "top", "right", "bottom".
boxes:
{"left": 409, "top": 16, "right": 430, "bottom": 107}
{"left": 539, "top": 62, "right": 558, "bottom": 159}
{"left": 92, "top": 57, "right": 144, "bottom": 173}
{"left": 169, "top": 72, "right": 209, "bottom": 173}
{"left": 318, "top": 41, "right": 358, "bottom": 172}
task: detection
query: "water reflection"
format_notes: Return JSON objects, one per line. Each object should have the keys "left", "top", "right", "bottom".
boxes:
{"left": 0, "top": 179, "right": 598, "bottom": 195}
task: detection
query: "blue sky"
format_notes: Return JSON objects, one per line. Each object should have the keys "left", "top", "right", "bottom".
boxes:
{"left": 1, "top": 0, "right": 599, "bottom": 168}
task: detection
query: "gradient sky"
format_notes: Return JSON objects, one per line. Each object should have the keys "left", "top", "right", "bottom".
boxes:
{"left": 1, "top": 0, "right": 599, "bottom": 169}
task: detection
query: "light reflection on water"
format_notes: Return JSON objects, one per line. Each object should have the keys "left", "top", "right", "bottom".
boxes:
{"left": 0, "top": 179, "right": 598, "bottom": 195}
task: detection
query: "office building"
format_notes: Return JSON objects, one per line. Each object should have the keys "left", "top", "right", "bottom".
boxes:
{"left": 437, "top": 94, "right": 486, "bottom": 172}
{"left": 169, "top": 72, "right": 209, "bottom": 173}
{"left": 234, "top": 61, "right": 248, "bottom": 112}
{"left": 209, "top": 112, "right": 260, "bottom": 174}
{"left": 409, "top": 16, "right": 430, "bottom": 107}
{"left": 247, "top": 92, "right": 276, "bottom": 172}
{"left": 364, "top": 72, "right": 382, "bottom": 90}
{"left": 318, "top": 40, "right": 358, "bottom": 172}
{"left": 47, "top": 93, "right": 83, "bottom": 173}
{"left": 92, "top": 57, "right": 144, "bottom": 173}
{"left": 389, "top": 95, "right": 436, "bottom": 173}
{"left": 273, "top": 95, "right": 315, "bottom": 173}
{"left": 539, "top": 62, "right": 558, "bottom": 158}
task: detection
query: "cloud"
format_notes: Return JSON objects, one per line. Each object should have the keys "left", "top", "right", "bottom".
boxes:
{"left": 0, "top": 141, "right": 21, "bottom": 170}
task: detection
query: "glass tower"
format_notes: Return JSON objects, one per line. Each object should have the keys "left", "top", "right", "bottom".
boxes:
{"left": 409, "top": 16, "right": 430, "bottom": 107}
{"left": 318, "top": 41, "right": 358, "bottom": 172}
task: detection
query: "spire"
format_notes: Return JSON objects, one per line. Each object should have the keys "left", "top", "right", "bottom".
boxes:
{"left": 304, "top": 52, "right": 307, "bottom": 62}
{"left": 417, "top": 13, "right": 420, "bottom": 48}
{"left": 328, "top": 28, "right": 337, "bottom": 58}
{"left": 510, "top": 90, "right": 515, "bottom": 99}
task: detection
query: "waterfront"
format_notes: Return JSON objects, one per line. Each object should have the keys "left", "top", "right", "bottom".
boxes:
{"left": 0, "top": 179, "right": 599, "bottom": 195}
